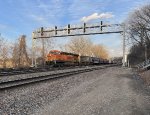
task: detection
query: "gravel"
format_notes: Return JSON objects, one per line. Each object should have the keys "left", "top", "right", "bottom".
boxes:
{"left": 0, "top": 66, "right": 106, "bottom": 115}
{"left": 140, "top": 70, "right": 150, "bottom": 85}
{"left": 0, "top": 66, "right": 150, "bottom": 115}
{"left": 0, "top": 66, "right": 102, "bottom": 83}
{"left": 36, "top": 67, "right": 150, "bottom": 115}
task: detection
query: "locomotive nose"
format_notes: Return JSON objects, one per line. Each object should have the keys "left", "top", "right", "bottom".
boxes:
{"left": 48, "top": 54, "right": 51, "bottom": 57}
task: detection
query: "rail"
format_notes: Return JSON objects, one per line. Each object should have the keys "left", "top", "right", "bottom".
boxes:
{"left": 0, "top": 64, "right": 118, "bottom": 90}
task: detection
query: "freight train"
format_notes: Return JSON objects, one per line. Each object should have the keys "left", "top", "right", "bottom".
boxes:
{"left": 45, "top": 50, "right": 110, "bottom": 67}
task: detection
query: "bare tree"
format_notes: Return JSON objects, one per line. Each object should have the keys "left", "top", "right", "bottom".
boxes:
{"left": 126, "top": 4, "right": 150, "bottom": 65}
{"left": 127, "top": 4, "right": 150, "bottom": 44}
{"left": 0, "top": 36, "right": 9, "bottom": 68}
{"left": 92, "top": 44, "right": 109, "bottom": 59}
{"left": 65, "top": 36, "right": 93, "bottom": 56}
{"left": 12, "top": 35, "right": 29, "bottom": 68}
{"left": 18, "top": 35, "right": 29, "bottom": 67}
{"left": 64, "top": 36, "right": 109, "bottom": 59}
{"left": 1, "top": 46, "right": 9, "bottom": 68}
{"left": 12, "top": 42, "right": 19, "bottom": 68}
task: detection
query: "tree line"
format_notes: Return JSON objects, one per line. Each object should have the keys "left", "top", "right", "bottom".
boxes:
{"left": 0, "top": 35, "right": 30, "bottom": 68}
{"left": 63, "top": 36, "right": 108, "bottom": 59}
{"left": 126, "top": 4, "right": 150, "bottom": 66}
{"left": 0, "top": 35, "right": 109, "bottom": 68}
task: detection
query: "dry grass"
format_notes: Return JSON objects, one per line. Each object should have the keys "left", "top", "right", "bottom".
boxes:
{"left": 140, "top": 70, "right": 150, "bottom": 85}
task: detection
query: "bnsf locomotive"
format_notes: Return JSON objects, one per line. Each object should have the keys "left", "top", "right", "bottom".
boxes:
{"left": 46, "top": 50, "right": 109, "bottom": 66}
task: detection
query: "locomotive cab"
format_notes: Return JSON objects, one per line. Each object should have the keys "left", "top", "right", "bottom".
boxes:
{"left": 46, "top": 50, "right": 79, "bottom": 66}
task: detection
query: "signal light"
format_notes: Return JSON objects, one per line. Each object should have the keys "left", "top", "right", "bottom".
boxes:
{"left": 83, "top": 23, "right": 86, "bottom": 33}
{"left": 68, "top": 24, "right": 70, "bottom": 34}
{"left": 101, "top": 21, "right": 103, "bottom": 31}
{"left": 55, "top": 26, "right": 57, "bottom": 35}
{"left": 40, "top": 27, "right": 44, "bottom": 36}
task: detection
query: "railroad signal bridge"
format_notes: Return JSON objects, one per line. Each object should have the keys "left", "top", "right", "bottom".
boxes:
{"left": 32, "top": 21, "right": 126, "bottom": 67}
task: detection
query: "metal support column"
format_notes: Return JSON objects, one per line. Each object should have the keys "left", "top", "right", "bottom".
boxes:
{"left": 32, "top": 33, "right": 34, "bottom": 67}
{"left": 32, "top": 32, "right": 37, "bottom": 67}
{"left": 122, "top": 24, "right": 126, "bottom": 67}
{"left": 42, "top": 38, "right": 45, "bottom": 67}
{"left": 34, "top": 39, "right": 37, "bottom": 67}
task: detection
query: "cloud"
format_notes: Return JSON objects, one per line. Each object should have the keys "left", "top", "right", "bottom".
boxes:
{"left": 0, "top": 24, "right": 8, "bottom": 29}
{"left": 67, "top": 0, "right": 108, "bottom": 21}
{"left": 109, "top": 48, "right": 122, "bottom": 57}
{"left": 81, "top": 12, "right": 114, "bottom": 22}
{"left": 29, "top": 14, "right": 46, "bottom": 22}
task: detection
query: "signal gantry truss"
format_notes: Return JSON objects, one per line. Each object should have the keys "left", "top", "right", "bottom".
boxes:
{"left": 32, "top": 21, "right": 124, "bottom": 39}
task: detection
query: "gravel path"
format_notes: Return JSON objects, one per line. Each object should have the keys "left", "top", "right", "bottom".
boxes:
{"left": 0, "top": 66, "right": 106, "bottom": 114}
{"left": 140, "top": 70, "right": 150, "bottom": 85}
{"left": 36, "top": 67, "right": 150, "bottom": 115}
{"left": 0, "top": 67, "right": 150, "bottom": 115}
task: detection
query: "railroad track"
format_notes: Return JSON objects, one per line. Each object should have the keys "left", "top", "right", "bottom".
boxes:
{"left": 0, "top": 66, "right": 87, "bottom": 77}
{"left": 0, "top": 64, "right": 117, "bottom": 90}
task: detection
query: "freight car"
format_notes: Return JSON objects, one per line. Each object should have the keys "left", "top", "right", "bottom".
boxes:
{"left": 46, "top": 50, "right": 110, "bottom": 66}
{"left": 80, "top": 56, "right": 93, "bottom": 65}
{"left": 91, "top": 57, "right": 100, "bottom": 65}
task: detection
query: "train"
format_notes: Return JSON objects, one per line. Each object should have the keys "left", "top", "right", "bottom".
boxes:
{"left": 45, "top": 50, "right": 110, "bottom": 67}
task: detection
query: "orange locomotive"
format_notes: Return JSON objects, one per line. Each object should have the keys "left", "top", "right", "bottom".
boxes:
{"left": 46, "top": 50, "right": 79, "bottom": 66}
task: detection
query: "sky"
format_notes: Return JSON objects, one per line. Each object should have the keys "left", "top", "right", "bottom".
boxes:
{"left": 0, "top": 0, "right": 149, "bottom": 57}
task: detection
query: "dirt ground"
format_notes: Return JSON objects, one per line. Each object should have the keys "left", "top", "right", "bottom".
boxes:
{"left": 35, "top": 67, "right": 150, "bottom": 115}
{"left": 140, "top": 70, "right": 150, "bottom": 85}
{"left": 1, "top": 67, "right": 150, "bottom": 115}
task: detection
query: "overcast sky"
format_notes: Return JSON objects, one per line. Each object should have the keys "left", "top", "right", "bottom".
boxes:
{"left": 0, "top": 0, "right": 149, "bottom": 57}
